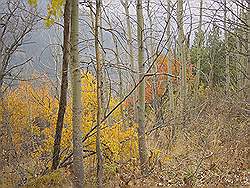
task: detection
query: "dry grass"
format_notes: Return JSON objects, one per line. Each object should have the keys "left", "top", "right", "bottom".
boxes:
{"left": 0, "top": 91, "right": 249, "bottom": 187}
{"left": 106, "top": 91, "right": 249, "bottom": 187}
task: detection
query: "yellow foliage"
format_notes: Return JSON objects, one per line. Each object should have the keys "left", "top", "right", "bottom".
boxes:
{"left": 27, "top": 0, "right": 37, "bottom": 7}
{"left": 163, "top": 155, "right": 172, "bottom": 162}
{"left": 44, "top": 0, "right": 64, "bottom": 27}
{"left": 44, "top": 17, "right": 55, "bottom": 28}
{"left": 1, "top": 72, "right": 138, "bottom": 169}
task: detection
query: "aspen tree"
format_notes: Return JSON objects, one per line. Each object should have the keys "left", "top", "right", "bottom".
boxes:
{"left": 99, "top": 1, "right": 111, "bottom": 125}
{"left": 195, "top": 0, "right": 203, "bottom": 101}
{"left": 105, "top": 12, "right": 124, "bottom": 123}
{"left": 70, "top": 0, "right": 84, "bottom": 187}
{"left": 235, "top": 4, "right": 245, "bottom": 96}
{"left": 177, "top": 0, "right": 186, "bottom": 120}
{"left": 147, "top": 0, "right": 158, "bottom": 129}
{"left": 121, "top": 0, "right": 137, "bottom": 119}
{"left": 166, "top": 0, "right": 176, "bottom": 143}
{"left": 224, "top": 0, "right": 230, "bottom": 93}
{"left": 110, "top": 24, "right": 124, "bottom": 122}
{"left": 166, "top": 0, "right": 174, "bottom": 114}
{"left": 136, "top": 0, "right": 148, "bottom": 175}
{"left": 95, "top": 0, "right": 104, "bottom": 186}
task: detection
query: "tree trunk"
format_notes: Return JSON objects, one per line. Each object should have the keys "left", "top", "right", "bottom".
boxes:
{"left": 136, "top": 0, "right": 148, "bottom": 175}
{"left": 195, "top": 0, "right": 203, "bottom": 101}
{"left": 224, "top": 0, "right": 230, "bottom": 94}
{"left": 166, "top": 0, "right": 176, "bottom": 145}
{"left": 167, "top": 0, "right": 174, "bottom": 114}
{"left": 108, "top": 20, "right": 124, "bottom": 124}
{"left": 95, "top": 0, "right": 104, "bottom": 186}
{"left": 98, "top": 0, "right": 107, "bottom": 119}
{"left": 236, "top": 7, "right": 244, "bottom": 96}
{"left": 147, "top": 0, "right": 160, "bottom": 131}
{"left": 177, "top": 0, "right": 186, "bottom": 123}
{"left": 247, "top": 0, "right": 250, "bottom": 101}
{"left": 89, "top": 0, "right": 110, "bottom": 125}
{"left": 70, "top": 0, "right": 84, "bottom": 187}
{"left": 121, "top": 0, "right": 137, "bottom": 120}
{"left": 52, "top": 0, "right": 71, "bottom": 170}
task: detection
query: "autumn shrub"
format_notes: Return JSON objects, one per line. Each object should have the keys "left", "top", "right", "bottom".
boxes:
{"left": 1, "top": 71, "right": 248, "bottom": 187}
{"left": 23, "top": 168, "right": 71, "bottom": 188}
{"left": 0, "top": 72, "right": 138, "bottom": 187}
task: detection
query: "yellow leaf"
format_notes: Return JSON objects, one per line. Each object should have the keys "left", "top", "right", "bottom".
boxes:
{"left": 28, "top": 0, "right": 37, "bottom": 7}
{"left": 44, "top": 17, "right": 55, "bottom": 28}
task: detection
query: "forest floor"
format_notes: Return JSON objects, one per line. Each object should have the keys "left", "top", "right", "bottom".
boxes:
{"left": 1, "top": 91, "right": 249, "bottom": 188}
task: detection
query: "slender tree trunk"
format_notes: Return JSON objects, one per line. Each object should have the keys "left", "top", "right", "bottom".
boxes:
{"left": 115, "top": 40, "right": 124, "bottom": 124}
{"left": 236, "top": 4, "right": 241, "bottom": 90}
{"left": 98, "top": 0, "right": 107, "bottom": 120}
{"left": 89, "top": 0, "right": 109, "bottom": 124}
{"left": 177, "top": 0, "right": 186, "bottom": 122}
{"left": 224, "top": 0, "right": 230, "bottom": 94}
{"left": 114, "top": 38, "right": 124, "bottom": 123}
{"left": 236, "top": 22, "right": 244, "bottom": 95}
{"left": 52, "top": 0, "right": 71, "bottom": 170}
{"left": 95, "top": 0, "right": 104, "bottom": 186}
{"left": 136, "top": 0, "right": 148, "bottom": 175}
{"left": 108, "top": 20, "right": 124, "bottom": 123}
{"left": 0, "top": 72, "right": 3, "bottom": 93}
{"left": 70, "top": 0, "right": 84, "bottom": 187}
{"left": 147, "top": 0, "right": 160, "bottom": 131}
{"left": 121, "top": 0, "right": 137, "bottom": 119}
{"left": 0, "top": 39, "right": 3, "bottom": 92}
{"left": 209, "top": 23, "right": 216, "bottom": 88}
{"left": 166, "top": 0, "right": 176, "bottom": 144}
{"left": 167, "top": 0, "right": 174, "bottom": 114}
{"left": 246, "top": 0, "right": 250, "bottom": 100}
{"left": 240, "top": 2, "right": 248, "bottom": 98}
{"left": 195, "top": 0, "right": 203, "bottom": 101}
{"left": 146, "top": 1, "right": 156, "bottom": 127}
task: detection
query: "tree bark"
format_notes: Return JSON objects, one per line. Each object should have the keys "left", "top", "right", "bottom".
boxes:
{"left": 136, "top": 0, "right": 148, "bottom": 175}
{"left": 177, "top": 0, "right": 186, "bottom": 122}
{"left": 195, "top": 0, "right": 203, "bottom": 101}
{"left": 95, "top": 0, "right": 104, "bottom": 186}
{"left": 108, "top": 19, "right": 124, "bottom": 124}
{"left": 247, "top": 0, "right": 250, "bottom": 101}
{"left": 70, "top": 0, "right": 84, "bottom": 187}
{"left": 167, "top": 0, "right": 174, "bottom": 114}
{"left": 147, "top": 0, "right": 160, "bottom": 131}
{"left": 236, "top": 5, "right": 244, "bottom": 96}
{"left": 166, "top": 0, "right": 176, "bottom": 145}
{"left": 52, "top": 0, "right": 71, "bottom": 170}
{"left": 224, "top": 0, "right": 230, "bottom": 94}
{"left": 121, "top": 0, "right": 137, "bottom": 120}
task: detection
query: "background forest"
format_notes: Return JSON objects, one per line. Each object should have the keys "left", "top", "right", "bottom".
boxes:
{"left": 0, "top": 0, "right": 249, "bottom": 187}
